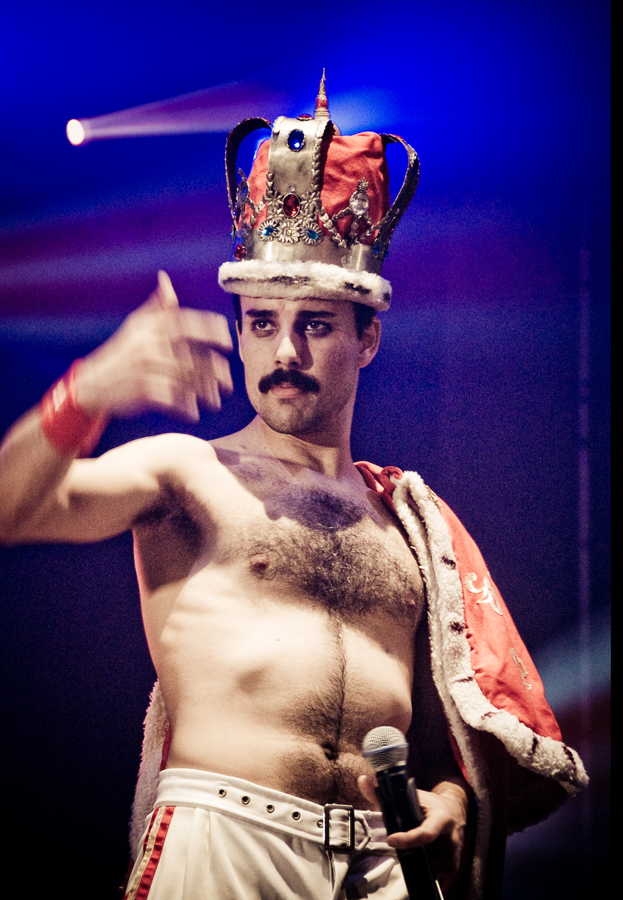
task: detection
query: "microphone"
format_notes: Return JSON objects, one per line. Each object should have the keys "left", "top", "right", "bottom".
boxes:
{"left": 362, "top": 726, "right": 443, "bottom": 900}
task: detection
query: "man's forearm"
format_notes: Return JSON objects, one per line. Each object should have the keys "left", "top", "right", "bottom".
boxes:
{"left": 0, "top": 352, "right": 112, "bottom": 544}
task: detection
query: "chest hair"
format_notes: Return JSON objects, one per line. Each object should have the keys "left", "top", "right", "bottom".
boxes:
{"left": 238, "top": 483, "right": 422, "bottom": 623}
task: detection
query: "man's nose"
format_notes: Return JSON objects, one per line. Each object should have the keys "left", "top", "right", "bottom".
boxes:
{"left": 275, "top": 331, "right": 301, "bottom": 367}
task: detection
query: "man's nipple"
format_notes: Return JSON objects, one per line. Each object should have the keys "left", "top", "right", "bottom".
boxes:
{"left": 249, "top": 553, "right": 273, "bottom": 578}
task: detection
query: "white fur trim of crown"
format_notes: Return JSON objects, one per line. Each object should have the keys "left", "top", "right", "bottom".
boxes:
{"left": 218, "top": 259, "right": 391, "bottom": 310}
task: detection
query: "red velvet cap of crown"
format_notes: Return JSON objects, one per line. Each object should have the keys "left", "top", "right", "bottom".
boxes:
{"left": 246, "top": 132, "right": 391, "bottom": 243}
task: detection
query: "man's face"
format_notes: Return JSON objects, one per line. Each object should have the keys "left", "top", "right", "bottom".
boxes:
{"left": 237, "top": 296, "right": 379, "bottom": 438}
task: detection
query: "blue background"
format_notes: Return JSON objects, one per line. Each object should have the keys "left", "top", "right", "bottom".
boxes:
{"left": 0, "top": 2, "right": 610, "bottom": 896}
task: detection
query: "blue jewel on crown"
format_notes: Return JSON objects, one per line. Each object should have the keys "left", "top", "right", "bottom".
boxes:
{"left": 259, "top": 219, "right": 278, "bottom": 241}
{"left": 302, "top": 225, "right": 323, "bottom": 245}
{"left": 287, "top": 129, "right": 305, "bottom": 152}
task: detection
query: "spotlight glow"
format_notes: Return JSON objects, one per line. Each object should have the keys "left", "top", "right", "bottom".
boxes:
{"left": 62, "top": 83, "right": 285, "bottom": 145}
{"left": 66, "top": 119, "right": 86, "bottom": 145}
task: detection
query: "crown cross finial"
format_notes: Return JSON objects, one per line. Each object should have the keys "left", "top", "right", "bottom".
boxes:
{"left": 315, "top": 69, "right": 330, "bottom": 121}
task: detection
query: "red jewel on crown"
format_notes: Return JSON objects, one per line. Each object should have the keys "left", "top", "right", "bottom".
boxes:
{"left": 283, "top": 194, "right": 300, "bottom": 218}
{"left": 234, "top": 244, "right": 246, "bottom": 260}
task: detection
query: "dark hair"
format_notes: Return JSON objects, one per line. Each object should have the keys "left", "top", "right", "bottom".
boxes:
{"left": 352, "top": 302, "right": 377, "bottom": 338}
{"left": 232, "top": 294, "right": 377, "bottom": 339}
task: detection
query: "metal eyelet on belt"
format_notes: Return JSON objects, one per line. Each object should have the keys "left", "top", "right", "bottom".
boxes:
{"left": 266, "top": 804, "right": 275, "bottom": 813}
{"left": 241, "top": 795, "right": 251, "bottom": 805}
{"left": 292, "top": 811, "right": 301, "bottom": 821}
{"left": 218, "top": 789, "right": 227, "bottom": 797}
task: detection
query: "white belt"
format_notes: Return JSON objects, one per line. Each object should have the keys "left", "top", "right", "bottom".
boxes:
{"left": 156, "top": 768, "right": 392, "bottom": 854}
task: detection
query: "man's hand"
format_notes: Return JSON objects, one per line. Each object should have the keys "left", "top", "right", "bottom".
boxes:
{"left": 76, "top": 271, "right": 233, "bottom": 421}
{"left": 358, "top": 774, "right": 470, "bottom": 889}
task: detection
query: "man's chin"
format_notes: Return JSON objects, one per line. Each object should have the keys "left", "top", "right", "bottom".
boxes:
{"left": 255, "top": 402, "right": 324, "bottom": 437}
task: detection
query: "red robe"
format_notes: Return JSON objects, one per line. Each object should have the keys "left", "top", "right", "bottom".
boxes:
{"left": 355, "top": 462, "right": 587, "bottom": 898}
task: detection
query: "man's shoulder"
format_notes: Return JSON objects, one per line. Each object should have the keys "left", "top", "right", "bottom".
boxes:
{"left": 101, "top": 432, "right": 221, "bottom": 476}
{"left": 117, "top": 433, "right": 239, "bottom": 520}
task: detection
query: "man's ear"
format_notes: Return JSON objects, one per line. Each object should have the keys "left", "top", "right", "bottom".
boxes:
{"left": 358, "top": 316, "right": 381, "bottom": 369}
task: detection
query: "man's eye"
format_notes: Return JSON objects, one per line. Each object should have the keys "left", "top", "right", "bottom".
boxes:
{"left": 251, "top": 320, "right": 275, "bottom": 334}
{"left": 303, "top": 321, "right": 331, "bottom": 335}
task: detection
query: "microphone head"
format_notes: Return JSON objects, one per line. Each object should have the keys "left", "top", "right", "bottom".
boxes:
{"left": 362, "top": 726, "right": 409, "bottom": 771}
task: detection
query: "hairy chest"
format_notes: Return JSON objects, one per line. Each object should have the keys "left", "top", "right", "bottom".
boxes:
{"left": 218, "top": 473, "right": 425, "bottom": 626}
{"left": 239, "top": 515, "right": 422, "bottom": 623}
{"left": 135, "top": 466, "right": 424, "bottom": 628}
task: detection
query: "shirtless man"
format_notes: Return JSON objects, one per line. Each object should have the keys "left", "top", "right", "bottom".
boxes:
{"left": 0, "top": 85, "right": 583, "bottom": 899}
{"left": 0, "top": 272, "right": 469, "bottom": 898}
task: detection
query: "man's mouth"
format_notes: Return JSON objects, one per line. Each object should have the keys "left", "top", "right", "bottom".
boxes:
{"left": 258, "top": 369, "right": 320, "bottom": 395}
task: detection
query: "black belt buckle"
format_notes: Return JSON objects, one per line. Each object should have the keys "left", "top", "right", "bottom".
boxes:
{"left": 323, "top": 803, "right": 355, "bottom": 852}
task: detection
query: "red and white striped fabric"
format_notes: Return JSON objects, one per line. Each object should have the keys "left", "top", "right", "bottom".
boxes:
{"left": 124, "top": 806, "right": 175, "bottom": 900}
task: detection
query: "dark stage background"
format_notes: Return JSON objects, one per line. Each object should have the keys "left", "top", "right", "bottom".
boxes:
{"left": 0, "top": 2, "right": 610, "bottom": 897}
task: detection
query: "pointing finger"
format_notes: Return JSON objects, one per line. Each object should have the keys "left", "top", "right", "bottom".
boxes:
{"left": 140, "top": 270, "right": 180, "bottom": 314}
{"left": 155, "top": 270, "right": 179, "bottom": 308}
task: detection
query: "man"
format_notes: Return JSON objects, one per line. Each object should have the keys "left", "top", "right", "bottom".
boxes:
{"left": 0, "top": 81, "right": 586, "bottom": 899}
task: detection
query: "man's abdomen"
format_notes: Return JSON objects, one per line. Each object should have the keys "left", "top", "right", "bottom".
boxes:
{"left": 154, "top": 578, "right": 415, "bottom": 806}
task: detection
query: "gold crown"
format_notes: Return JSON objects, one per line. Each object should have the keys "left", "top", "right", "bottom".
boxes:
{"left": 218, "top": 73, "right": 420, "bottom": 310}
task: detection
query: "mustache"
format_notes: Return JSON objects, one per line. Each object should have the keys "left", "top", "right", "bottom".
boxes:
{"left": 258, "top": 369, "right": 320, "bottom": 394}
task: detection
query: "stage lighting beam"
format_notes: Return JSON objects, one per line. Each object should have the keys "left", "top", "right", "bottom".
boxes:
{"left": 65, "top": 82, "right": 287, "bottom": 145}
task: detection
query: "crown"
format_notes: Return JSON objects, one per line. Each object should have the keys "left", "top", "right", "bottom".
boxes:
{"left": 218, "top": 73, "right": 420, "bottom": 310}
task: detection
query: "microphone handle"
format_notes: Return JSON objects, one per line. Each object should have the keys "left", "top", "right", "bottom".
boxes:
{"left": 375, "top": 766, "right": 443, "bottom": 900}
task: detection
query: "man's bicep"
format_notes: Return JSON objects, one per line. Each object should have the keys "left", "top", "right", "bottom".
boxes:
{"left": 25, "top": 442, "right": 163, "bottom": 544}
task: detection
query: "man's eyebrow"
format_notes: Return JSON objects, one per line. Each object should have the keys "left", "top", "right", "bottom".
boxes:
{"left": 244, "top": 309, "right": 338, "bottom": 319}
{"left": 245, "top": 309, "right": 275, "bottom": 318}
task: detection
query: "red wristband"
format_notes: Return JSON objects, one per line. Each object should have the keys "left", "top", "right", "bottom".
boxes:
{"left": 40, "top": 360, "right": 107, "bottom": 457}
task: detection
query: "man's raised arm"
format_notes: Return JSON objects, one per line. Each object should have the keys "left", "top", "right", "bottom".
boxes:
{"left": 0, "top": 271, "right": 232, "bottom": 546}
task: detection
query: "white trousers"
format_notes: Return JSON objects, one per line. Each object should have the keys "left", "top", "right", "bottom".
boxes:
{"left": 124, "top": 768, "right": 408, "bottom": 899}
